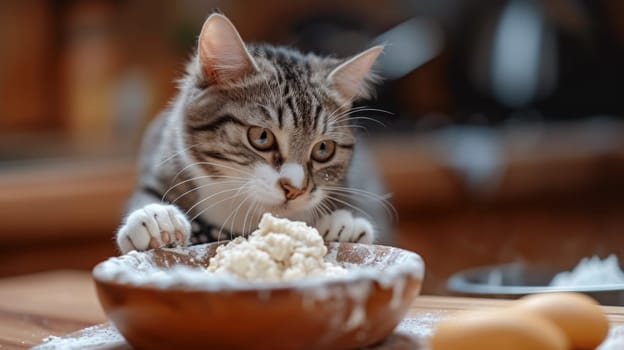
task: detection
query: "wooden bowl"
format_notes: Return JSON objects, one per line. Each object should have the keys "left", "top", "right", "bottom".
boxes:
{"left": 92, "top": 242, "right": 424, "bottom": 350}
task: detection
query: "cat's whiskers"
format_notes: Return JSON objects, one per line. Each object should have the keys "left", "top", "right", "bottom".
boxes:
{"left": 156, "top": 143, "right": 201, "bottom": 168}
{"left": 241, "top": 198, "right": 259, "bottom": 237}
{"left": 322, "top": 194, "right": 373, "bottom": 221}
{"left": 311, "top": 199, "right": 332, "bottom": 226}
{"left": 323, "top": 186, "right": 398, "bottom": 223}
{"left": 325, "top": 98, "right": 356, "bottom": 121}
{"left": 334, "top": 106, "right": 393, "bottom": 119}
{"left": 333, "top": 110, "right": 392, "bottom": 124}
{"left": 239, "top": 196, "right": 259, "bottom": 237}
{"left": 325, "top": 106, "right": 365, "bottom": 131}
{"left": 170, "top": 179, "right": 246, "bottom": 205}
{"left": 327, "top": 106, "right": 386, "bottom": 129}
{"left": 325, "top": 106, "right": 384, "bottom": 135}
{"left": 232, "top": 193, "right": 255, "bottom": 238}
{"left": 320, "top": 200, "right": 333, "bottom": 217}
{"left": 186, "top": 186, "right": 247, "bottom": 218}
{"left": 315, "top": 198, "right": 331, "bottom": 216}
{"left": 310, "top": 206, "right": 319, "bottom": 226}
{"left": 322, "top": 100, "right": 368, "bottom": 134}
{"left": 328, "top": 105, "right": 370, "bottom": 122}
{"left": 189, "top": 186, "right": 250, "bottom": 228}
{"left": 226, "top": 199, "right": 247, "bottom": 240}
{"left": 318, "top": 201, "right": 334, "bottom": 228}
{"left": 216, "top": 185, "right": 254, "bottom": 240}
{"left": 171, "top": 161, "right": 254, "bottom": 185}
{"left": 329, "top": 107, "right": 393, "bottom": 132}
{"left": 334, "top": 115, "right": 387, "bottom": 128}
{"left": 248, "top": 200, "right": 261, "bottom": 235}
{"left": 333, "top": 106, "right": 393, "bottom": 119}
{"left": 324, "top": 186, "right": 394, "bottom": 204}
{"left": 326, "top": 114, "right": 392, "bottom": 137}
{"left": 161, "top": 175, "right": 249, "bottom": 202}
{"left": 308, "top": 199, "right": 320, "bottom": 225}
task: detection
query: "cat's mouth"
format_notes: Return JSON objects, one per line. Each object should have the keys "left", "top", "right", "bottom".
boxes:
{"left": 271, "top": 201, "right": 296, "bottom": 212}
{"left": 252, "top": 185, "right": 318, "bottom": 215}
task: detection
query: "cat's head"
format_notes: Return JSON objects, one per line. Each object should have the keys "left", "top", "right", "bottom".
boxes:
{"left": 179, "top": 14, "right": 382, "bottom": 225}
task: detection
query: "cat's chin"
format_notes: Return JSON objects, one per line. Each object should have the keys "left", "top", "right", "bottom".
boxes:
{"left": 249, "top": 189, "right": 320, "bottom": 221}
{"left": 262, "top": 202, "right": 299, "bottom": 215}
{"left": 259, "top": 201, "right": 314, "bottom": 220}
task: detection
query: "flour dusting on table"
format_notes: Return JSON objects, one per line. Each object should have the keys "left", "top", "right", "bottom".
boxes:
{"left": 598, "top": 325, "right": 624, "bottom": 350}
{"left": 395, "top": 312, "right": 449, "bottom": 338}
{"left": 33, "top": 323, "right": 128, "bottom": 350}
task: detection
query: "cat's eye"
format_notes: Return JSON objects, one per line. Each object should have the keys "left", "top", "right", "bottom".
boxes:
{"left": 311, "top": 140, "right": 336, "bottom": 162}
{"left": 247, "top": 127, "right": 275, "bottom": 151}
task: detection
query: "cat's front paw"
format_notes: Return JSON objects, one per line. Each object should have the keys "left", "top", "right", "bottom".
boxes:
{"left": 316, "top": 209, "right": 375, "bottom": 244}
{"left": 116, "top": 203, "right": 191, "bottom": 254}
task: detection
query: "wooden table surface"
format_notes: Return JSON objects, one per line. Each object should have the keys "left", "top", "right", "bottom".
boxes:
{"left": 1, "top": 270, "right": 624, "bottom": 350}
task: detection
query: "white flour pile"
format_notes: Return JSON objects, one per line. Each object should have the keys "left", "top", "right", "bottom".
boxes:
{"left": 550, "top": 254, "right": 624, "bottom": 287}
{"left": 207, "top": 213, "right": 347, "bottom": 280}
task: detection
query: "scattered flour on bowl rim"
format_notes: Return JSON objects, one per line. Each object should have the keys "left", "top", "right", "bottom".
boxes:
{"left": 206, "top": 213, "right": 347, "bottom": 280}
{"left": 93, "top": 216, "right": 424, "bottom": 292}
{"left": 93, "top": 244, "right": 423, "bottom": 292}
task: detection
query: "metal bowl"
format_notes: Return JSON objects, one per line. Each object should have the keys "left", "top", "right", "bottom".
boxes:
{"left": 447, "top": 262, "right": 624, "bottom": 305}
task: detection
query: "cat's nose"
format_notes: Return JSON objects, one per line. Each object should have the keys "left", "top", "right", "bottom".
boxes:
{"left": 278, "top": 178, "right": 305, "bottom": 200}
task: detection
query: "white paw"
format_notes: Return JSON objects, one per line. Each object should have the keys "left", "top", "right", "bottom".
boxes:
{"left": 116, "top": 203, "right": 191, "bottom": 254}
{"left": 316, "top": 209, "right": 375, "bottom": 244}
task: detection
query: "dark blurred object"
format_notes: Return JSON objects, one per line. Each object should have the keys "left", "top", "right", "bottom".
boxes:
{"left": 223, "top": 0, "right": 624, "bottom": 129}
{"left": 473, "top": 0, "right": 559, "bottom": 108}
{"left": 446, "top": 0, "right": 624, "bottom": 124}
{"left": 4, "top": 0, "right": 623, "bottom": 138}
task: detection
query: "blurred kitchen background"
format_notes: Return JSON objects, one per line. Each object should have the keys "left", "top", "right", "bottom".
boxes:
{"left": 1, "top": 0, "right": 623, "bottom": 296}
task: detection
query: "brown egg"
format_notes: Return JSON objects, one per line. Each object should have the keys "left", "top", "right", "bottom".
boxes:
{"left": 513, "top": 292, "right": 610, "bottom": 349}
{"left": 429, "top": 309, "right": 569, "bottom": 350}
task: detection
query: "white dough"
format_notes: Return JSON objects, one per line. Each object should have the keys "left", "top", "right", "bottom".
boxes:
{"left": 207, "top": 213, "right": 347, "bottom": 280}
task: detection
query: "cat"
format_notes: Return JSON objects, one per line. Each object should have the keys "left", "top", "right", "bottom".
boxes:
{"left": 115, "top": 13, "right": 391, "bottom": 254}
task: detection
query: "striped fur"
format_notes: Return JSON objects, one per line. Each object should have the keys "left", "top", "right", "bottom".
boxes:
{"left": 118, "top": 15, "right": 390, "bottom": 251}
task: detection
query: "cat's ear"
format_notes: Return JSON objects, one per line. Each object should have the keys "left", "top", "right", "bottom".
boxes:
{"left": 327, "top": 46, "right": 383, "bottom": 101}
{"left": 197, "top": 14, "right": 258, "bottom": 84}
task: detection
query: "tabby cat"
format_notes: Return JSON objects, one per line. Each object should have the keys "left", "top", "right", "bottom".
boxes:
{"left": 116, "top": 13, "right": 390, "bottom": 253}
